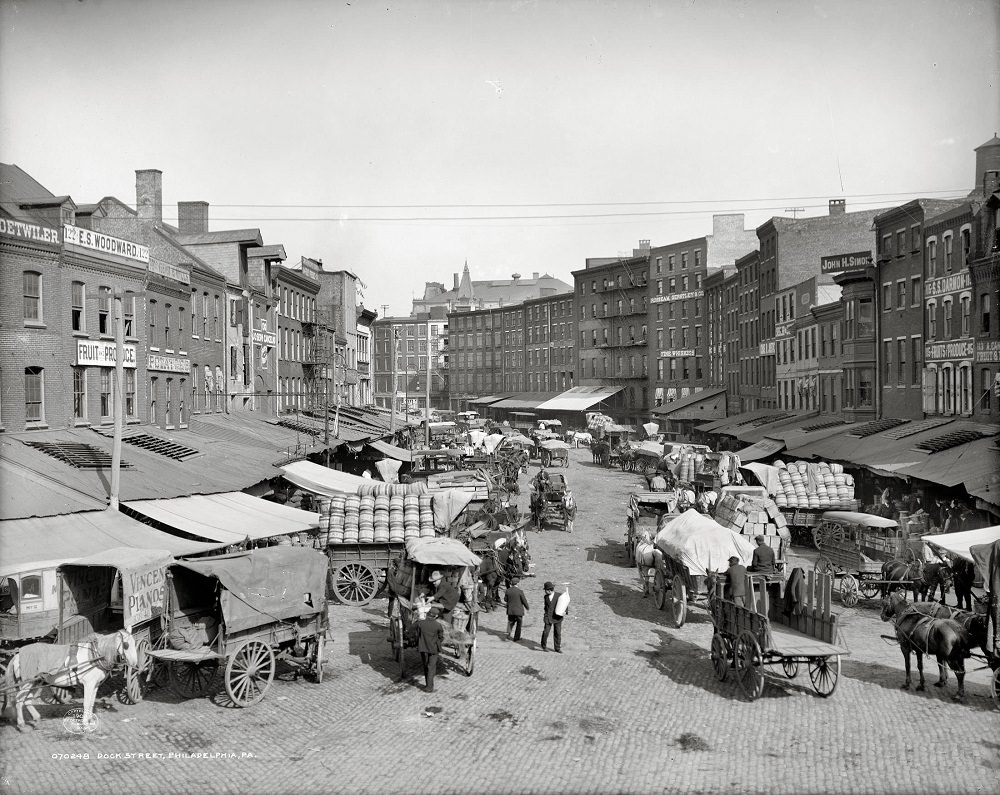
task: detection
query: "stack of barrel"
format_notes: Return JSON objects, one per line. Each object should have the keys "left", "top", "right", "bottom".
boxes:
{"left": 401, "top": 495, "right": 418, "bottom": 541}
{"left": 343, "top": 495, "right": 361, "bottom": 543}
{"left": 419, "top": 495, "right": 435, "bottom": 538}
{"left": 317, "top": 490, "right": 439, "bottom": 543}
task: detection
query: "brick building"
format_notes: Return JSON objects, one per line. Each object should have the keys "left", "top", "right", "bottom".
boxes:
{"left": 275, "top": 257, "right": 320, "bottom": 414}
{"left": 523, "top": 291, "right": 575, "bottom": 394}
{"left": 371, "top": 314, "right": 448, "bottom": 413}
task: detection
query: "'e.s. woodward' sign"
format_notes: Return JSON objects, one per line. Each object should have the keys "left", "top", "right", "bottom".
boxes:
{"left": 821, "top": 251, "right": 872, "bottom": 274}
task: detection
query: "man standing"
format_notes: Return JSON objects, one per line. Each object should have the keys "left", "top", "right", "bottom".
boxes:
{"left": 748, "top": 535, "right": 776, "bottom": 575}
{"left": 540, "top": 582, "right": 565, "bottom": 653}
{"left": 505, "top": 576, "right": 529, "bottom": 641}
{"left": 410, "top": 607, "right": 444, "bottom": 692}
{"left": 726, "top": 556, "right": 748, "bottom": 607}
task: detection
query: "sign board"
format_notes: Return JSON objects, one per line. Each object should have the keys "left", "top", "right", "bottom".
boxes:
{"left": 658, "top": 349, "right": 695, "bottom": 358}
{"left": 252, "top": 329, "right": 277, "bottom": 346}
{"left": 0, "top": 218, "right": 60, "bottom": 245}
{"left": 925, "top": 271, "right": 972, "bottom": 299}
{"left": 75, "top": 341, "right": 137, "bottom": 368}
{"left": 820, "top": 251, "right": 872, "bottom": 274}
{"left": 774, "top": 323, "right": 793, "bottom": 339}
{"left": 924, "top": 340, "right": 975, "bottom": 361}
{"left": 976, "top": 339, "right": 1000, "bottom": 363}
{"left": 147, "top": 354, "right": 191, "bottom": 373}
{"left": 124, "top": 560, "right": 168, "bottom": 626}
{"left": 148, "top": 258, "right": 191, "bottom": 285}
{"left": 650, "top": 290, "right": 703, "bottom": 304}
{"left": 63, "top": 224, "right": 149, "bottom": 263}
{"left": 759, "top": 341, "right": 776, "bottom": 356}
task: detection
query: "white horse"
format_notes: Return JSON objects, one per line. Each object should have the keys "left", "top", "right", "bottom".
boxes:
{"left": 561, "top": 490, "right": 577, "bottom": 533}
{"left": 3, "top": 628, "right": 138, "bottom": 732}
{"left": 633, "top": 530, "right": 656, "bottom": 596}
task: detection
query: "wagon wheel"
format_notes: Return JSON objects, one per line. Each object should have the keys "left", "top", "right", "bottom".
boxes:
{"left": 637, "top": 564, "right": 650, "bottom": 597}
{"left": 225, "top": 640, "right": 276, "bottom": 707}
{"left": 625, "top": 524, "right": 636, "bottom": 565}
{"left": 123, "top": 636, "right": 153, "bottom": 704}
{"left": 710, "top": 633, "right": 731, "bottom": 682}
{"left": 808, "top": 655, "right": 840, "bottom": 697}
{"left": 781, "top": 658, "right": 800, "bottom": 679}
{"left": 839, "top": 574, "right": 860, "bottom": 607}
{"left": 653, "top": 569, "right": 667, "bottom": 611}
{"left": 859, "top": 576, "right": 881, "bottom": 600}
{"left": 814, "top": 520, "right": 845, "bottom": 550}
{"left": 671, "top": 575, "right": 687, "bottom": 628}
{"left": 310, "top": 633, "right": 326, "bottom": 684}
{"left": 814, "top": 556, "right": 835, "bottom": 576}
{"left": 637, "top": 459, "right": 651, "bottom": 475}
{"left": 170, "top": 660, "right": 219, "bottom": 699}
{"left": 991, "top": 667, "right": 1000, "bottom": 711}
{"left": 734, "top": 631, "right": 765, "bottom": 701}
{"left": 334, "top": 562, "right": 379, "bottom": 606}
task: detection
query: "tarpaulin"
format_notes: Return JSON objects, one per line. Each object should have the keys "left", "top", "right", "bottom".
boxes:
{"left": 404, "top": 537, "right": 481, "bottom": 567}
{"left": 281, "top": 460, "right": 371, "bottom": 496}
{"left": 368, "top": 439, "right": 413, "bottom": 463}
{"left": 653, "top": 509, "right": 756, "bottom": 576}
{"left": 432, "top": 489, "right": 474, "bottom": 532}
{"left": 375, "top": 459, "right": 401, "bottom": 483}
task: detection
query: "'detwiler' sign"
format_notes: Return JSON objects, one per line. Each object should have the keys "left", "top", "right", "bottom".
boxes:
{"left": 821, "top": 251, "right": 872, "bottom": 274}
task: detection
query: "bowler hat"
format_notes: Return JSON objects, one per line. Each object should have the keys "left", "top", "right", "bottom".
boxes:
{"left": 729, "top": 556, "right": 739, "bottom": 563}
{"left": 429, "top": 570, "right": 443, "bottom": 582}
{"left": 543, "top": 581, "right": 554, "bottom": 590}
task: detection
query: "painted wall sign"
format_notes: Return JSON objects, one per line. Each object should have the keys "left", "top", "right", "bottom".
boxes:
{"left": 650, "top": 290, "right": 703, "bottom": 304}
{"left": 252, "top": 329, "right": 277, "bottom": 346}
{"left": 925, "top": 271, "right": 971, "bottom": 299}
{"left": 924, "top": 339, "right": 975, "bottom": 361}
{"left": 63, "top": 224, "right": 149, "bottom": 263}
{"left": 75, "top": 340, "right": 137, "bottom": 368}
{"left": 976, "top": 339, "right": 1000, "bottom": 363}
{"left": 759, "top": 341, "right": 776, "bottom": 356}
{"left": 147, "top": 354, "right": 191, "bottom": 373}
{"left": 774, "top": 323, "right": 793, "bottom": 338}
{"left": 0, "top": 217, "right": 60, "bottom": 245}
{"left": 820, "top": 251, "right": 872, "bottom": 274}
{"left": 658, "top": 349, "right": 695, "bottom": 358}
{"left": 148, "top": 258, "right": 191, "bottom": 285}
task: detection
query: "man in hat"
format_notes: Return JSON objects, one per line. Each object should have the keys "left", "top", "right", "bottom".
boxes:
{"left": 748, "top": 535, "right": 776, "bottom": 576}
{"left": 409, "top": 607, "right": 444, "bottom": 692}
{"left": 504, "top": 576, "right": 529, "bottom": 641}
{"left": 427, "top": 570, "right": 460, "bottom": 619}
{"left": 540, "top": 582, "right": 565, "bottom": 653}
{"left": 726, "top": 556, "right": 747, "bottom": 607}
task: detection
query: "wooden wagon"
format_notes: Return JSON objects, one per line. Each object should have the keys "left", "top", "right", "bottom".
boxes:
{"left": 538, "top": 439, "right": 571, "bottom": 468}
{"left": 709, "top": 569, "right": 849, "bottom": 701}
{"left": 145, "top": 547, "right": 329, "bottom": 707}
{"left": 387, "top": 538, "right": 481, "bottom": 677}
{"left": 530, "top": 471, "right": 575, "bottom": 532}
{"left": 326, "top": 540, "right": 406, "bottom": 606}
{"left": 812, "top": 511, "right": 906, "bottom": 606}
{"left": 624, "top": 492, "right": 681, "bottom": 566}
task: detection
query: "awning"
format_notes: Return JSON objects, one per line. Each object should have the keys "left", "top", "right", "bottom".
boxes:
{"left": 368, "top": 439, "right": 414, "bottom": 463}
{"left": 490, "top": 392, "right": 562, "bottom": 411}
{"left": 123, "top": 492, "right": 318, "bottom": 544}
{"left": 736, "top": 437, "right": 786, "bottom": 462}
{"left": 696, "top": 409, "right": 779, "bottom": 434}
{"left": 469, "top": 393, "right": 514, "bottom": 406}
{"left": 0, "top": 508, "right": 222, "bottom": 577}
{"left": 535, "top": 386, "right": 623, "bottom": 412}
{"left": 281, "top": 460, "right": 372, "bottom": 496}
{"left": 733, "top": 412, "right": 819, "bottom": 443}
{"left": 922, "top": 526, "right": 1000, "bottom": 565}
{"left": 651, "top": 388, "right": 727, "bottom": 420}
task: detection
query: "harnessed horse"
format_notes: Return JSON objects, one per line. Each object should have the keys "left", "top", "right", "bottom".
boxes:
{"left": 3, "top": 628, "right": 138, "bottom": 732}
{"left": 880, "top": 558, "right": 924, "bottom": 599}
{"left": 915, "top": 562, "right": 954, "bottom": 604}
{"left": 478, "top": 549, "right": 503, "bottom": 612}
{"left": 880, "top": 591, "right": 972, "bottom": 702}
{"left": 561, "top": 490, "right": 577, "bottom": 533}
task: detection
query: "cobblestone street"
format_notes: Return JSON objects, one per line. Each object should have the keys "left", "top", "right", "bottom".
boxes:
{"left": 1, "top": 447, "right": 998, "bottom": 795}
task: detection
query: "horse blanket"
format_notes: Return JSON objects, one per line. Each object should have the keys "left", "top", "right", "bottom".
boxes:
{"left": 17, "top": 643, "right": 80, "bottom": 683}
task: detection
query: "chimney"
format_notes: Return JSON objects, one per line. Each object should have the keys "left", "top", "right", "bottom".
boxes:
{"left": 984, "top": 170, "right": 1000, "bottom": 197}
{"left": 454, "top": 273, "right": 459, "bottom": 289}
{"left": 829, "top": 199, "right": 846, "bottom": 216}
{"left": 511, "top": 273, "right": 521, "bottom": 282}
{"left": 135, "top": 169, "right": 163, "bottom": 224}
{"left": 532, "top": 272, "right": 539, "bottom": 280}
{"left": 178, "top": 201, "right": 209, "bottom": 234}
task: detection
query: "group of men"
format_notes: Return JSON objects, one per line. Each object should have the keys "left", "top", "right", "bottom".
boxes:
{"left": 725, "top": 535, "right": 777, "bottom": 606}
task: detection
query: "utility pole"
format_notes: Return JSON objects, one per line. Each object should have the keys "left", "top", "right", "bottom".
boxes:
{"left": 785, "top": 207, "right": 804, "bottom": 219}
{"left": 109, "top": 292, "right": 125, "bottom": 510}
{"left": 425, "top": 319, "right": 432, "bottom": 448}
{"left": 390, "top": 328, "right": 398, "bottom": 434}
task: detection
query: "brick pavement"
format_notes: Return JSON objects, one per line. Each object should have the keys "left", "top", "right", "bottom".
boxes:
{"left": 1, "top": 447, "right": 997, "bottom": 795}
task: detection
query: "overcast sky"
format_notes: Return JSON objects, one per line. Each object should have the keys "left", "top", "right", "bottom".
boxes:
{"left": 2, "top": 0, "right": 997, "bottom": 316}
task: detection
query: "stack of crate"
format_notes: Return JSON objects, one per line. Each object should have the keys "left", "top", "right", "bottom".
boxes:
{"left": 713, "top": 493, "right": 790, "bottom": 542}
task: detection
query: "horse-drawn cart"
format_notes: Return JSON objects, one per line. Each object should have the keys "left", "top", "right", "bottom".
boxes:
{"left": 387, "top": 538, "right": 481, "bottom": 677}
{"left": 649, "top": 509, "right": 757, "bottom": 628}
{"left": 327, "top": 541, "right": 406, "bottom": 606}
{"left": 146, "top": 547, "right": 329, "bottom": 707}
{"left": 709, "top": 569, "right": 849, "bottom": 701}
{"left": 812, "top": 511, "right": 909, "bottom": 606}
{"left": 625, "top": 492, "right": 681, "bottom": 566}
{"left": 538, "top": 439, "right": 570, "bottom": 468}
{"left": 529, "top": 471, "right": 576, "bottom": 532}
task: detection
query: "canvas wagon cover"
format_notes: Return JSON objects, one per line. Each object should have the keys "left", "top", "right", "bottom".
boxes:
{"left": 61, "top": 547, "right": 174, "bottom": 627}
{"left": 653, "top": 509, "right": 755, "bottom": 576}
{"left": 539, "top": 439, "right": 570, "bottom": 451}
{"left": 405, "top": 537, "right": 482, "bottom": 568}
{"left": 174, "top": 547, "right": 327, "bottom": 633}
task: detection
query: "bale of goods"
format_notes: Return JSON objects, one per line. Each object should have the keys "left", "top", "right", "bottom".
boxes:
{"left": 714, "top": 493, "right": 791, "bottom": 543}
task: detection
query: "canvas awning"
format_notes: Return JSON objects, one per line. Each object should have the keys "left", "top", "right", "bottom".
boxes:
{"left": 469, "top": 393, "right": 513, "bottom": 406}
{"left": 367, "top": 439, "right": 414, "bottom": 463}
{"left": 535, "top": 387, "right": 623, "bottom": 412}
{"left": 0, "top": 508, "right": 222, "bottom": 577}
{"left": 123, "top": 492, "right": 318, "bottom": 544}
{"left": 490, "top": 392, "right": 562, "bottom": 411}
{"left": 651, "top": 388, "right": 727, "bottom": 420}
{"left": 736, "top": 437, "right": 786, "bottom": 462}
{"left": 281, "top": 460, "right": 372, "bottom": 496}
{"left": 922, "top": 526, "right": 1000, "bottom": 565}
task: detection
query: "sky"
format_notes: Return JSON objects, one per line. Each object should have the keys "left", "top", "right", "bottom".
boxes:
{"left": 2, "top": 0, "right": 998, "bottom": 317}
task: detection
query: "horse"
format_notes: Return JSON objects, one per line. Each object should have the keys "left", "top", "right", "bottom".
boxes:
{"left": 880, "top": 558, "right": 924, "bottom": 599}
{"left": 529, "top": 488, "right": 547, "bottom": 531}
{"left": 633, "top": 530, "right": 655, "bottom": 596}
{"left": 893, "top": 596, "right": 991, "bottom": 667}
{"left": 561, "top": 490, "right": 577, "bottom": 533}
{"left": 880, "top": 591, "right": 972, "bottom": 702}
{"left": 477, "top": 549, "right": 503, "bottom": 612}
{"left": 915, "top": 562, "right": 953, "bottom": 604}
{"left": 951, "top": 558, "right": 976, "bottom": 611}
{"left": 3, "top": 628, "right": 138, "bottom": 732}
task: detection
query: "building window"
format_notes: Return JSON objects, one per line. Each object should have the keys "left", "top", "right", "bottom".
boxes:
{"left": 910, "top": 225, "right": 921, "bottom": 252}
{"left": 73, "top": 367, "right": 86, "bottom": 421}
{"left": 858, "top": 297, "right": 873, "bottom": 337}
{"left": 910, "top": 277, "right": 921, "bottom": 307}
{"left": 896, "top": 230, "right": 906, "bottom": 256}
{"left": 681, "top": 252, "right": 688, "bottom": 269}
{"left": 214, "top": 296, "right": 221, "bottom": 339}
{"left": 858, "top": 367, "right": 873, "bottom": 407}
{"left": 943, "top": 234, "right": 953, "bottom": 272}
{"left": 927, "top": 302, "right": 937, "bottom": 340}
{"left": 981, "top": 369, "right": 993, "bottom": 413}
{"left": 882, "top": 283, "right": 891, "bottom": 311}
{"left": 883, "top": 339, "right": 893, "bottom": 383}
{"left": 100, "top": 369, "right": 112, "bottom": 420}
{"left": 25, "top": 367, "right": 43, "bottom": 422}
{"left": 165, "top": 378, "right": 173, "bottom": 427}
{"left": 125, "top": 369, "right": 136, "bottom": 418}
{"left": 23, "top": 272, "right": 42, "bottom": 323}
{"left": 98, "top": 286, "right": 112, "bottom": 335}
{"left": 960, "top": 227, "right": 971, "bottom": 266}
{"left": 911, "top": 337, "right": 922, "bottom": 386}
{"left": 149, "top": 300, "right": 157, "bottom": 331}
{"left": 124, "top": 292, "right": 135, "bottom": 337}
{"left": 928, "top": 239, "right": 938, "bottom": 276}
{"left": 960, "top": 295, "right": 971, "bottom": 336}
{"left": 164, "top": 303, "right": 172, "bottom": 350}
{"left": 655, "top": 257, "right": 662, "bottom": 274}
{"left": 897, "top": 339, "right": 906, "bottom": 386}
{"left": 981, "top": 293, "right": 991, "bottom": 333}
{"left": 959, "top": 365, "right": 972, "bottom": 414}
{"left": 71, "top": 282, "right": 85, "bottom": 332}
{"left": 896, "top": 281, "right": 905, "bottom": 310}
{"left": 943, "top": 299, "right": 953, "bottom": 338}
{"left": 881, "top": 234, "right": 892, "bottom": 258}
{"left": 179, "top": 379, "right": 186, "bottom": 426}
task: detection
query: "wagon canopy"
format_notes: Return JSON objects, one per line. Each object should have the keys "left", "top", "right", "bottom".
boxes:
{"left": 822, "top": 511, "right": 898, "bottom": 529}
{"left": 653, "top": 509, "right": 755, "bottom": 576}
{"left": 922, "top": 525, "right": 1000, "bottom": 579}
{"left": 173, "top": 547, "right": 328, "bottom": 633}
{"left": 404, "top": 537, "right": 482, "bottom": 568}
{"left": 539, "top": 439, "right": 570, "bottom": 451}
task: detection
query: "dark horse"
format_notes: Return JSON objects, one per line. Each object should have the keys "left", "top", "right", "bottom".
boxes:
{"left": 899, "top": 597, "right": 990, "bottom": 667}
{"left": 915, "top": 562, "right": 953, "bottom": 604}
{"left": 477, "top": 549, "right": 503, "bottom": 612}
{"left": 880, "top": 558, "right": 923, "bottom": 599}
{"left": 880, "top": 591, "right": 972, "bottom": 701}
